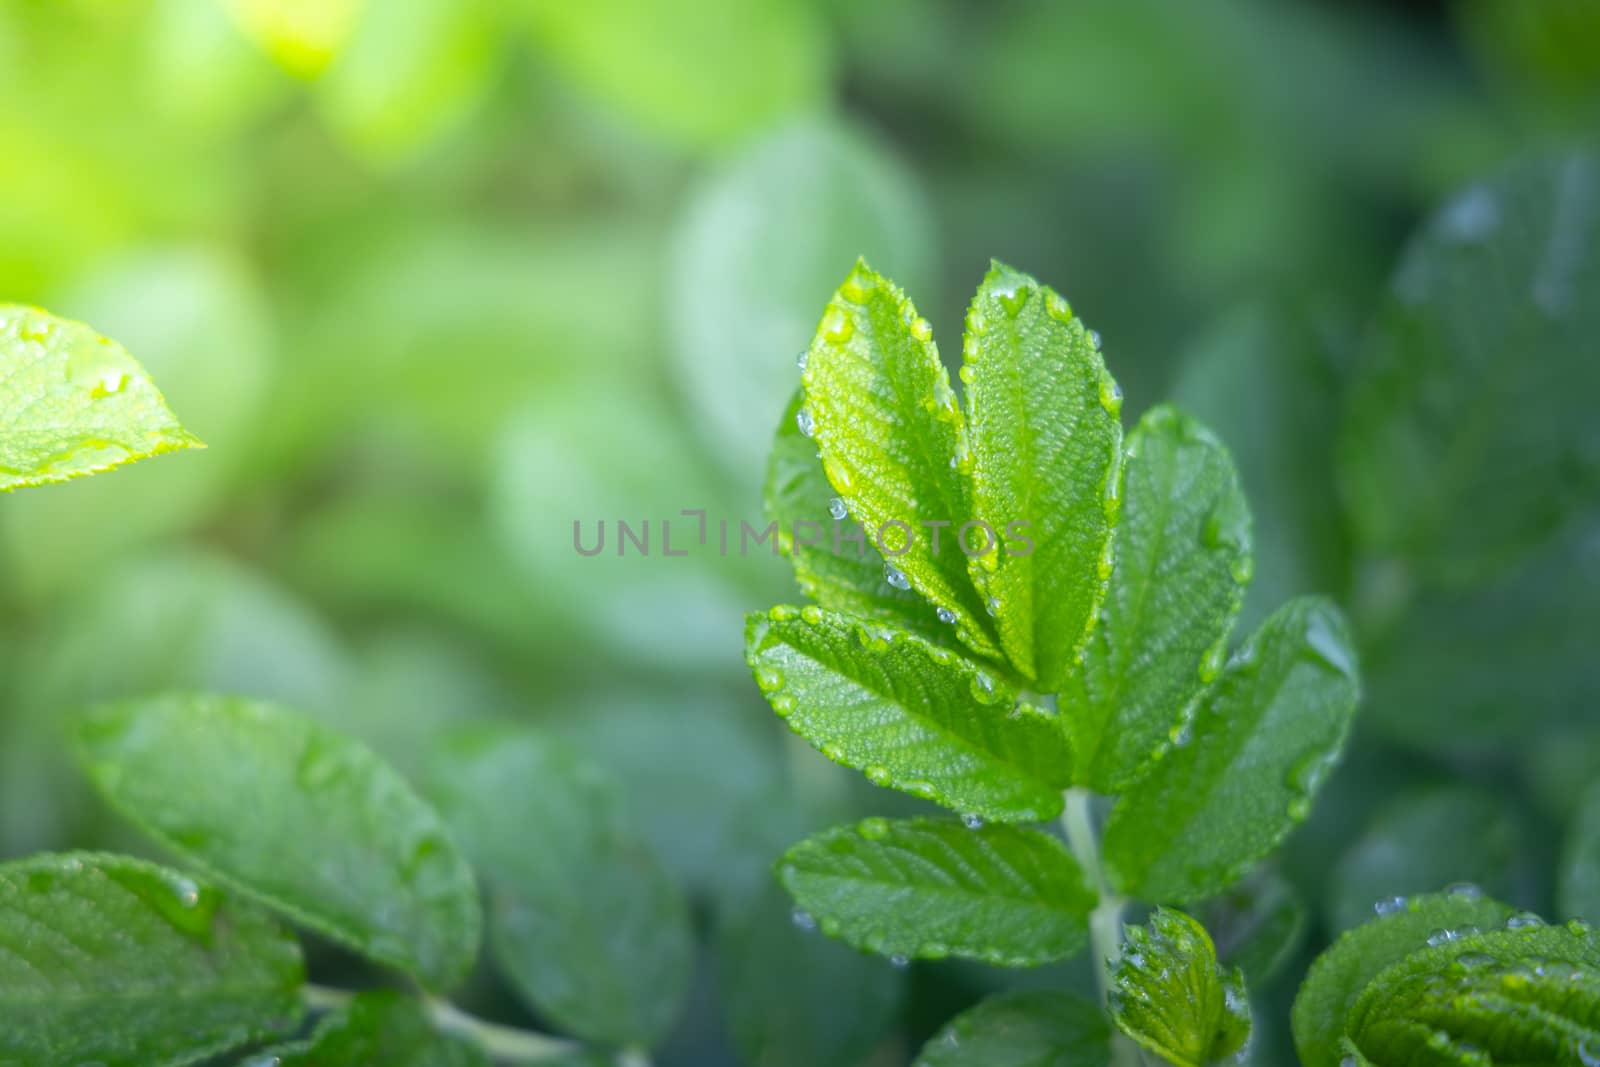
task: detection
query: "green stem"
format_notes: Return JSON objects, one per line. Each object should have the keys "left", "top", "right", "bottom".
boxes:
{"left": 302, "top": 984, "right": 608, "bottom": 1065}
{"left": 1062, "top": 789, "right": 1140, "bottom": 1067}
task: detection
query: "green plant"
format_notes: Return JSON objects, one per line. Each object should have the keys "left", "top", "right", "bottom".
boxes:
{"left": 744, "top": 254, "right": 1600, "bottom": 1065}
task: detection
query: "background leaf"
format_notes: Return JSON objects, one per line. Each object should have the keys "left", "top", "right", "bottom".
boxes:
{"left": 1068, "top": 404, "right": 1250, "bottom": 791}
{"left": 960, "top": 261, "right": 1123, "bottom": 690}
{"left": 1290, "top": 890, "right": 1518, "bottom": 1067}
{"left": 425, "top": 727, "right": 693, "bottom": 1047}
{"left": 277, "top": 991, "right": 489, "bottom": 1066}
{"left": 1194, "top": 867, "right": 1308, "bottom": 985}
{"left": 915, "top": 990, "right": 1111, "bottom": 1067}
{"left": 777, "top": 817, "right": 1095, "bottom": 966}
{"left": 1562, "top": 782, "right": 1600, "bottom": 926}
{"left": 0, "top": 304, "right": 200, "bottom": 491}
{"left": 1109, "top": 907, "right": 1250, "bottom": 1067}
{"left": 745, "top": 605, "right": 1072, "bottom": 822}
{"left": 1103, "top": 596, "right": 1361, "bottom": 903}
{"left": 73, "top": 693, "right": 481, "bottom": 990}
{"left": 0, "top": 852, "right": 304, "bottom": 1067}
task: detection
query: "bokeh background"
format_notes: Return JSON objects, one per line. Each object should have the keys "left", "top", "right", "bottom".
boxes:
{"left": 2, "top": 0, "right": 1597, "bottom": 1064}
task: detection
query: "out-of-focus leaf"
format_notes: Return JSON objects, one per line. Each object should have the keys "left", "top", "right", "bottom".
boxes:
{"left": 1522, "top": 724, "right": 1600, "bottom": 821}
{"left": 0, "top": 853, "right": 304, "bottom": 1067}
{"left": 1109, "top": 908, "right": 1250, "bottom": 1067}
{"left": 915, "top": 990, "right": 1111, "bottom": 1067}
{"left": 1068, "top": 404, "right": 1249, "bottom": 792}
{"left": 73, "top": 694, "right": 481, "bottom": 991}
{"left": 0, "top": 304, "right": 200, "bottom": 492}
{"left": 520, "top": 0, "right": 828, "bottom": 147}
{"left": 1170, "top": 305, "right": 1348, "bottom": 632}
{"left": 426, "top": 728, "right": 693, "bottom": 1047}
{"left": 144, "top": 0, "right": 287, "bottom": 134}
{"left": 1339, "top": 149, "right": 1600, "bottom": 581}
{"left": 277, "top": 991, "right": 488, "bottom": 1066}
{"left": 745, "top": 606, "right": 1072, "bottom": 823}
{"left": 800, "top": 261, "right": 1001, "bottom": 658}
{"left": 1561, "top": 783, "right": 1600, "bottom": 925}
{"left": 1326, "top": 787, "right": 1523, "bottom": 935}
{"left": 671, "top": 118, "right": 933, "bottom": 493}
{"left": 961, "top": 261, "right": 1123, "bottom": 691}
{"left": 2, "top": 249, "right": 271, "bottom": 600}
{"left": 1103, "top": 597, "right": 1361, "bottom": 903}
{"left": 1459, "top": 0, "right": 1600, "bottom": 107}
{"left": 1290, "top": 890, "right": 1518, "bottom": 1067}
{"left": 766, "top": 388, "right": 946, "bottom": 641}
{"left": 778, "top": 817, "right": 1095, "bottom": 966}
{"left": 1195, "top": 868, "right": 1308, "bottom": 985}
{"left": 317, "top": 0, "right": 499, "bottom": 165}
{"left": 225, "top": 0, "right": 366, "bottom": 77}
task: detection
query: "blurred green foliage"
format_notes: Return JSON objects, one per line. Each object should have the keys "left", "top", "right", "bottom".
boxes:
{"left": 1, "top": 0, "right": 1596, "bottom": 1063}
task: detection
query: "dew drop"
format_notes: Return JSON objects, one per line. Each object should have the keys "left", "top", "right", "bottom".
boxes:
{"left": 1441, "top": 186, "right": 1500, "bottom": 244}
{"left": 822, "top": 306, "right": 855, "bottom": 344}
{"left": 1097, "top": 372, "right": 1123, "bottom": 417}
{"left": 889, "top": 953, "right": 910, "bottom": 969}
{"left": 962, "top": 813, "right": 985, "bottom": 830}
{"left": 791, "top": 907, "right": 818, "bottom": 932}
{"left": 1446, "top": 881, "right": 1484, "bottom": 900}
{"left": 821, "top": 743, "right": 845, "bottom": 761}
{"left": 1425, "top": 928, "right": 1456, "bottom": 947}
{"left": 771, "top": 695, "right": 795, "bottom": 717}
{"left": 795, "top": 408, "right": 816, "bottom": 438}
{"left": 801, "top": 604, "right": 823, "bottom": 624}
{"left": 936, "top": 606, "right": 958, "bottom": 624}
{"left": 754, "top": 666, "right": 785, "bottom": 692}
{"left": 1579, "top": 1042, "right": 1600, "bottom": 1067}
{"left": 865, "top": 765, "right": 892, "bottom": 787}
{"left": 858, "top": 817, "right": 890, "bottom": 840}
{"left": 1089, "top": 329, "right": 1102, "bottom": 349}
{"left": 995, "top": 283, "right": 1029, "bottom": 317}
{"left": 910, "top": 316, "right": 933, "bottom": 342}
{"left": 1045, "top": 290, "right": 1073, "bottom": 322}
{"left": 884, "top": 563, "right": 910, "bottom": 590}
{"left": 1287, "top": 796, "right": 1312, "bottom": 822}
{"left": 1340, "top": 1057, "right": 1357, "bottom": 1067}
{"left": 1375, "top": 895, "right": 1408, "bottom": 917}
{"left": 969, "top": 672, "right": 1000, "bottom": 704}
{"left": 1506, "top": 912, "right": 1545, "bottom": 930}
{"left": 1198, "top": 640, "right": 1228, "bottom": 684}
{"left": 827, "top": 497, "right": 848, "bottom": 520}
{"left": 796, "top": 349, "right": 809, "bottom": 370}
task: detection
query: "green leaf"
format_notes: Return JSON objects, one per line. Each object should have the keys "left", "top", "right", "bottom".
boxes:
{"left": 1109, "top": 908, "right": 1250, "bottom": 1067}
{"left": 1194, "top": 867, "right": 1308, "bottom": 985}
{"left": 277, "top": 991, "right": 488, "bottom": 1066}
{"left": 1562, "top": 782, "right": 1600, "bottom": 926}
{"left": 425, "top": 727, "right": 693, "bottom": 1047}
{"left": 915, "top": 990, "right": 1111, "bottom": 1067}
{"left": 767, "top": 388, "right": 946, "bottom": 641}
{"left": 1290, "top": 890, "right": 1519, "bottom": 1067}
{"left": 1067, "top": 404, "right": 1250, "bottom": 791}
{"left": 671, "top": 117, "right": 934, "bottom": 492}
{"left": 777, "top": 817, "right": 1095, "bottom": 966}
{"left": 1326, "top": 787, "right": 1522, "bottom": 934}
{"left": 1338, "top": 149, "right": 1600, "bottom": 580}
{"left": 1102, "top": 596, "right": 1361, "bottom": 903}
{"left": 801, "top": 260, "right": 1002, "bottom": 660}
{"left": 1344, "top": 918, "right": 1600, "bottom": 1066}
{"left": 0, "top": 852, "right": 304, "bottom": 1067}
{"left": 961, "top": 260, "right": 1124, "bottom": 690}
{"left": 72, "top": 694, "right": 481, "bottom": 991}
{"left": 0, "top": 305, "right": 202, "bottom": 492}
{"left": 745, "top": 605, "right": 1072, "bottom": 822}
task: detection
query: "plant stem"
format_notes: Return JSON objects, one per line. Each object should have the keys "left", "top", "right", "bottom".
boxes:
{"left": 1062, "top": 789, "right": 1141, "bottom": 1067}
{"left": 302, "top": 984, "right": 594, "bottom": 1064}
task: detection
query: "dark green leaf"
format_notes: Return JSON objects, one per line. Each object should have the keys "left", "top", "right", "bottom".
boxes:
{"left": 277, "top": 991, "right": 489, "bottom": 1066}
{"left": 1291, "top": 890, "right": 1518, "bottom": 1067}
{"left": 766, "top": 388, "right": 946, "bottom": 641}
{"left": 800, "top": 260, "right": 1002, "bottom": 660}
{"left": 916, "top": 990, "right": 1111, "bottom": 1067}
{"left": 1562, "top": 783, "right": 1600, "bottom": 926}
{"left": 777, "top": 817, "right": 1095, "bottom": 966}
{"left": 745, "top": 605, "right": 1072, "bottom": 822}
{"left": 1067, "top": 404, "right": 1250, "bottom": 791}
{"left": 1103, "top": 597, "right": 1361, "bottom": 902}
{"left": 425, "top": 727, "right": 693, "bottom": 1046}
{"left": 1339, "top": 149, "right": 1600, "bottom": 580}
{"left": 961, "top": 261, "right": 1124, "bottom": 690}
{"left": 73, "top": 694, "right": 481, "bottom": 990}
{"left": 1194, "top": 867, "right": 1307, "bottom": 985}
{"left": 0, "top": 853, "right": 303, "bottom": 1067}
{"left": 0, "top": 304, "right": 201, "bottom": 491}
{"left": 1109, "top": 908, "right": 1250, "bottom": 1067}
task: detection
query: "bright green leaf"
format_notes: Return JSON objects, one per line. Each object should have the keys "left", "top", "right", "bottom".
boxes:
{"left": 1194, "top": 867, "right": 1308, "bottom": 985}
{"left": 277, "top": 991, "right": 488, "bottom": 1066}
{"left": 1291, "top": 890, "right": 1519, "bottom": 1067}
{"left": 225, "top": 0, "right": 365, "bottom": 77}
{"left": 425, "top": 727, "right": 693, "bottom": 1047}
{"left": 767, "top": 388, "right": 947, "bottom": 641}
{"left": 801, "top": 260, "right": 1002, "bottom": 660}
{"left": 1110, "top": 908, "right": 1250, "bottom": 1067}
{"left": 0, "top": 305, "right": 201, "bottom": 492}
{"left": 1562, "top": 782, "right": 1600, "bottom": 925}
{"left": 1102, "top": 596, "right": 1361, "bottom": 903}
{"left": 1338, "top": 149, "right": 1600, "bottom": 580}
{"left": 1345, "top": 918, "right": 1600, "bottom": 1066}
{"left": 72, "top": 694, "right": 481, "bottom": 991}
{"left": 777, "top": 817, "right": 1095, "bottom": 966}
{"left": 0, "top": 852, "right": 304, "bottom": 1067}
{"left": 962, "top": 260, "right": 1123, "bottom": 690}
{"left": 916, "top": 990, "right": 1111, "bottom": 1067}
{"left": 746, "top": 605, "right": 1072, "bottom": 822}
{"left": 1067, "top": 404, "right": 1250, "bottom": 791}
